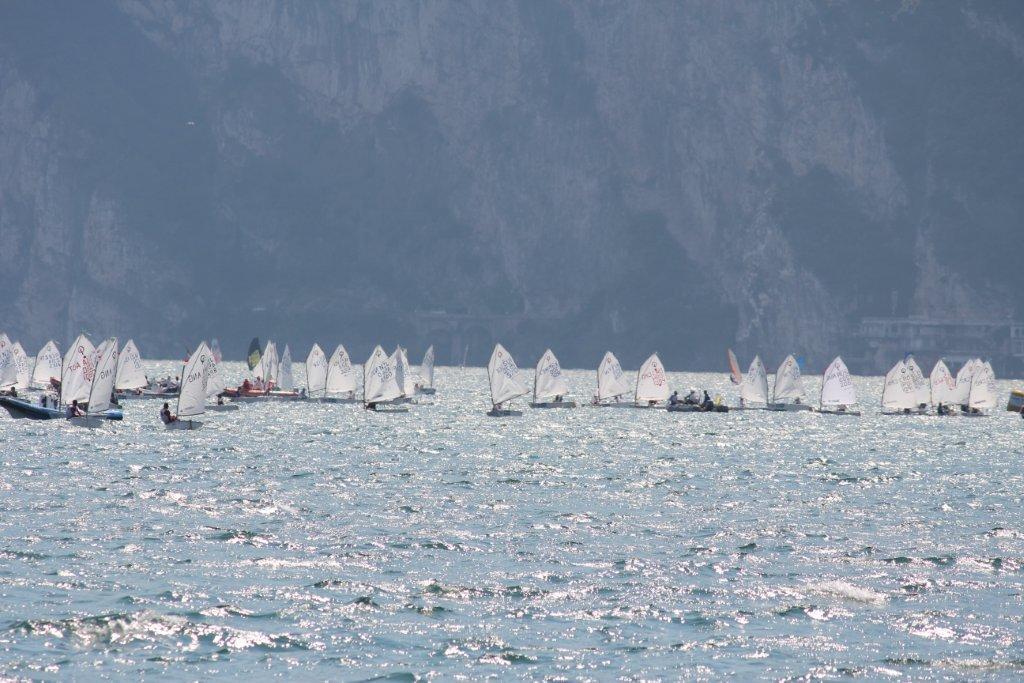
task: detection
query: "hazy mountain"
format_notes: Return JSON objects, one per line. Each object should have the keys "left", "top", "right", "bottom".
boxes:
{"left": 1, "top": 1, "right": 1021, "bottom": 371}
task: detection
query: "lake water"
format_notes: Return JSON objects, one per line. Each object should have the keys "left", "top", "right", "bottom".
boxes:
{"left": 1, "top": 363, "right": 1022, "bottom": 679}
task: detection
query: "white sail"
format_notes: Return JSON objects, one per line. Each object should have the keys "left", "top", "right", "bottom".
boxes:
{"left": 929, "top": 360, "right": 956, "bottom": 406}
{"left": 740, "top": 355, "right": 769, "bottom": 405}
{"left": 326, "top": 344, "right": 357, "bottom": 395}
{"left": 533, "top": 348, "right": 570, "bottom": 402}
{"left": 177, "top": 341, "right": 211, "bottom": 418}
{"left": 952, "top": 359, "right": 977, "bottom": 406}
{"left": 205, "top": 357, "right": 227, "bottom": 399}
{"left": 306, "top": 344, "right": 328, "bottom": 396}
{"left": 727, "top": 349, "right": 743, "bottom": 385}
{"left": 260, "top": 341, "right": 279, "bottom": 384}
{"left": 488, "top": 343, "right": 529, "bottom": 407}
{"left": 881, "top": 360, "right": 917, "bottom": 411}
{"left": 278, "top": 344, "right": 294, "bottom": 391}
{"left": 597, "top": 351, "right": 631, "bottom": 401}
{"left": 61, "top": 334, "right": 96, "bottom": 406}
{"left": 904, "top": 357, "right": 929, "bottom": 407}
{"left": 968, "top": 360, "right": 997, "bottom": 410}
{"left": 0, "top": 334, "right": 15, "bottom": 388}
{"left": 418, "top": 345, "right": 435, "bottom": 389}
{"left": 32, "top": 340, "right": 62, "bottom": 388}
{"left": 820, "top": 356, "right": 856, "bottom": 408}
{"left": 115, "top": 339, "right": 148, "bottom": 391}
{"left": 364, "top": 345, "right": 402, "bottom": 403}
{"left": 87, "top": 338, "right": 119, "bottom": 413}
{"left": 772, "top": 355, "right": 804, "bottom": 403}
{"left": 210, "top": 338, "right": 222, "bottom": 364}
{"left": 635, "top": 353, "right": 671, "bottom": 404}
{"left": 394, "top": 347, "right": 416, "bottom": 397}
{"left": 11, "top": 342, "right": 31, "bottom": 390}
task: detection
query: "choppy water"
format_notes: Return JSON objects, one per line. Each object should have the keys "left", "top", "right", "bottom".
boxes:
{"left": 1, "top": 362, "right": 1023, "bottom": 680}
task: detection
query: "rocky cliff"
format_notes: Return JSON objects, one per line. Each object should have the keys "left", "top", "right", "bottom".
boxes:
{"left": 1, "top": 0, "right": 1021, "bottom": 371}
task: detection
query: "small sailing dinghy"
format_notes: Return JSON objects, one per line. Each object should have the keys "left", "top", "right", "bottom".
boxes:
{"left": 880, "top": 360, "right": 924, "bottom": 415}
{"left": 71, "top": 338, "right": 119, "bottom": 428}
{"left": 10, "top": 342, "right": 31, "bottom": 391}
{"left": 951, "top": 358, "right": 977, "bottom": 412}
{"left": 165, "top": 341, "right": 211, "bottom": 429}
{"left": 964, "top": 360, "right": 997, "bottom": 416}
{"left": 323, "top": 344, "right": 359, "bottom": 403}
{"left": 904, "top": 357, "right": 930, "bottom": 413}
{"left": 929, "top": 360, "right": 957, "bottom": 415}
{"left": 591, "top": 351, "right": 632, "bottom": 407}
{"left": 306, "top": 343, "right": 328, "bottom": 399}
{"left": 278, "top": 344, "right": 295, "bottom": 392}
{"left": 818, "top": 356, "right": 859, "bottom": 415}
{"left": 530, "top": 349, "right": 575, "bottom": 408}
{"left": 391, "top": 346, "right": 417, "bottom": 404}
{"left": 634, "top": 353, "right": 670, "bottom": 408}
{"left": 0, "top": 334, "right": 17, "bottom": 391}
{"left": 114, "top": 339, "right": 149, "bottom": 397}
{"left": 204, "top": 355, "right": 238, "bottom": 411}
{"left": 415, "top": 345, "right": 436, "bottom": 395}
{"left": 487, "top": 343, "right": 529, "bottom": 416}
{"left": 767, "top": 355, "right": 812, "bottom": 411}
{"left": 363, "top": 345, "right": 407, "bottom": 412}
{"left": 738, "top": 355, "right": 769, "bottom": 409}
{"left": 31, "top": 340, "right": 62, "bottom": 389}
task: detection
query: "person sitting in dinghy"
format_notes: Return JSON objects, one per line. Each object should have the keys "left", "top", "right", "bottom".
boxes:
{"left": 669, "top": 391, "right": 681, "bottom": 406}
{"left": 701, "top": 390, "right": 714, "bottom": 411}
{"left": 66, "top": 400, "right": 84, "bottom": 418}
{"left": 160, "top": 402, "right": 177, "bottom": 424}
{"left": 684, "top": 389, "right": 700, "bottom": 405}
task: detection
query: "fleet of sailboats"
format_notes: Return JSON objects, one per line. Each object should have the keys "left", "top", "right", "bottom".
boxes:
{"left": 0, "top": 330, "right": 1015, "bottom": 425}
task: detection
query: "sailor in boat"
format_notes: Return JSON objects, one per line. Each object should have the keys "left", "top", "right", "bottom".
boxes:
{"left": 364, "top": 402, "right": 378, "bottom": 411}
{"left": 216, "top": 395, "right": 225, "bottom": 406}
{"left": 66, "top": 400, "right": 84, "bottom": 418}
{"left": 683, "top": 388, "right": 700, "bottom": 405}
{"left": 701, "top": 390, "right": 714, "bottom": 411}
{"left": 937, "top": 402, "right": 949, "bottom": 416}
{"left": 241, "top": 378, "right": 252, "bottom": 393}
{"left": 669, "top": 391, "right": 681, "bottom": 407}
{"left": 160, "top": 402, "right": 177, "bottom": 424}
{"left": 3, "top": 386, "right": 17, "bottom": 398}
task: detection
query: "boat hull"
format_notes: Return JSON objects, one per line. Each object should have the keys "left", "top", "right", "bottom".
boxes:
{"left": 530, "top": 401, "right": 576, "bottom": 409}
{"left": 364, "top": 404, "right": 409, "bottom": 413}
{"left": 165, "top": 419, "right": 203, "bottom": 430}
{"left": 0, "top": 397, "right": 122, "bottom": 421}
{"left": 487, "top": 409, "right": 523, "bottom": 417}
{"left": 766, "top": 403, "right": 813, "bottom": 412}
{"left": 417, "top": 387, "right": 436, "bottom": 395}
{"left": 818, "top": 409, "right": 862, "bottom": 416}
{"left": 117, "top": 390, "right": 179, "bottom": 400}
{"left": 319, "top": 396, "right": 360, "bottom": 404}
{"left": 590, "top": 401, "right": 635, "bottom": 408}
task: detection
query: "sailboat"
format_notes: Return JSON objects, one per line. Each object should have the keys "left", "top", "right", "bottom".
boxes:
{"left": 738, "top": 355, "right": 769, "bottom": 409}
{"left": 904, "top": 357, "right": 930, "bottom": 412}
{"left": 31, "top": 340, "right": 61, "bottom": 389}
{"left": 1, "top": 334, "right": 122, "bottom": 420}
{"left": 929, "top": 360, "right": 957, "bottom": 415}
{"left": 204, "top": 354, "right": 238, "bottom": 411}
{"left": 767, "top": 355, "right": 812, "bottom": 411}
{"left": 591, "top": 351, "right": 632, "bottom": 407}
{"left": 727, "top": 349, "right": 743, "bottom": 385}
{"left": 951, "top": 359, "right": 977, "bottom": 411}
{"left": 114, "top": 339, "right": 149, "bottom": 396}
{"left": 964, "top": 360, "right": 997, "bottom": 416}
{"left": 818, "top": 356, "right": 859, "bottom": 415}
{"left": 363, "top": 345, "right": 407, "bottom": 412}
{"left": 634, "top": 353, "right": 670, "bottom": 408}
{"left": 278, "top": 344, "right": 294, "bottom": 391}
{"left": 415, "top": 345, "right": 436, "bottom": 395}
{"left": 10, "top": 343, "right": 31, "bottom": 391}
{"left": 880, "top": 360, "right": 923, "bottom": 415}
{"left": 323, "top": 344, "right": 359, "bottom": 403}
{"left": 306, "top": 343, "right": 328, "bottom": 399}
{"left": 72, "top": 338, "right": 119, "bottom": 428}
{"left": 166, "top": 341, "right": 211, "bottom": 429}
{"left": 530, "top": 348, "right": 575, "bottom": 408}
{"left": 487, "top": 343, "right": 529, "bottom": 416}
{"left": 391, "top": 346, "right": 417, "bottom": 404}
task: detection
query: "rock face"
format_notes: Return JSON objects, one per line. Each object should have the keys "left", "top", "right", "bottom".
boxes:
{"left": 0, "top": 1, "right": 1021, "bottom": 370}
